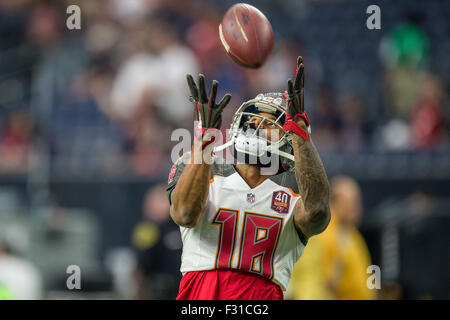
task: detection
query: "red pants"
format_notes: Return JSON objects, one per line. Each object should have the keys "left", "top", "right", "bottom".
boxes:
{"left": 176, "top": 269, "right": 284, "bottom": 300}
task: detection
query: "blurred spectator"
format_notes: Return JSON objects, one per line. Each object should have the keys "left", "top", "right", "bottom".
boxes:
{"left": 309, "top": 85, "right": 341, "bottom": 151}
{"left": 338, "top": 94, "right": 369, "bottom": 152}
{"left": 28, "top": 1, "right": 88, "bottom": 129}
{"left": 132, "top": 184, "right": 182, "bottom": 300}
{"left": 410, "top": 74, "right": 447, "bottom": 151}
{"left": 288, "top": 176, "right": 375, "bottom": 300}
{"left": 380, "top": 9, "right": 429, "bottom": 70}
{"left": 379, "top": 73, "right": 448, "bottom": 152}
{"left": 378, "top": 118, "right": 411, "bottom": 151}
{"left": 380, "top": 9, "right": 429, "bottom": 119}
{"left": 185, "top": 17, "right": 220, "bottom": 74}
{"left": 0, "top": 110, "right": 34, "bottom": 173}
{"left": 0, "top": 237, "right": 43, "bottom": 300}
{"left": 127, "top": 115, "right": 169, "bottom": 177}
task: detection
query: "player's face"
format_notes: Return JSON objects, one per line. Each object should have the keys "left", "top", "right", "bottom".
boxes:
{"left": 248, "top": 112, "right": 284, "bottom": 143}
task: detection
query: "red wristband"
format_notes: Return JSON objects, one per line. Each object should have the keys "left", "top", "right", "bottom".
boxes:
{"left": 194, "top": 120, "right": 220, "bottom": 150}
{"left": 282, "top": 113, "right": 310, "bottom": 140}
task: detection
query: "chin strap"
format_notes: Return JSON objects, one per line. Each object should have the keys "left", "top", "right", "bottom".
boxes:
{"left": 268, "top": 145, "right": 295, "bottom": 161}
{"left": 282, "top": 113, "right": 311, "bottom": 141}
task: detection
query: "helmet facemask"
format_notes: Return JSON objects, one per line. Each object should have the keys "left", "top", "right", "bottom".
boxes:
{"left": 214, "top": 93, "right": 295, "bottom": 171}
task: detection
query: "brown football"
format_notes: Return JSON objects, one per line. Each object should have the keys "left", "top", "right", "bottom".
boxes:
{"left": 219, "top": 3, "right": 274, "bottom": 69}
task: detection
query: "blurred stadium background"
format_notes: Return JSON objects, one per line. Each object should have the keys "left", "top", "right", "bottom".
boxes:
{"left": 0, "top": 0, "right": 448, "bottom": 299}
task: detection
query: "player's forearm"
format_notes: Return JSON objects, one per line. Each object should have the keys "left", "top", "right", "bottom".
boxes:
{"left": 170, "top": 151, "right": 211, "bottom": 228}
{"left": 291, "top": 127, "right": 331, "bottom": 237}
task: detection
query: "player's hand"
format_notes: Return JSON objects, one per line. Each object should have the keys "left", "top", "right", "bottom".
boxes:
{"left": 186, "top": 73, "right": 231, "bottom": 139}
{"left": 282, "top": 56, "right": 311, "bottom": 140}
{"left": 287, "top": 56, "right": 305, "bottom": 117}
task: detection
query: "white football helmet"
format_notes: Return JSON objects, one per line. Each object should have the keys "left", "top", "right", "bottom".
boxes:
{"left": 214, "top": 92, "right": 305, "bottom": 170}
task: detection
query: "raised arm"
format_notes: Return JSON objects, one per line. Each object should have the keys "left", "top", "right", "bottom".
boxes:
{"left": 170, "top": 152, "right": 211, "bottom": 228}
{"left": 283, "top": 57, "right": 331, "bottom": 240}
{"left": 169, "top": 74, "right": 231, "bottom": 228}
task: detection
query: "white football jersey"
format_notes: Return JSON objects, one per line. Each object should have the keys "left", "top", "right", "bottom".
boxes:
{"left": 167, "top": 153, "right": 307, "bottom": 291}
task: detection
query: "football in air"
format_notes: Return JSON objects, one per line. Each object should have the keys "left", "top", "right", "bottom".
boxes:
{"left": 219, "top": 3, "right": 274, "bottom": 69}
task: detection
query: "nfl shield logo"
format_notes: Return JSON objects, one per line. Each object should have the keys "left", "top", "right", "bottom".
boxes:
{"left": 247, "top": 193, "right": 255, "bottom": 203}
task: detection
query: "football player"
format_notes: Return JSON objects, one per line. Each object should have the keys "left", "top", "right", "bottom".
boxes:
{"left": 167, "top": 57, "right": 331, "bottom": 300}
